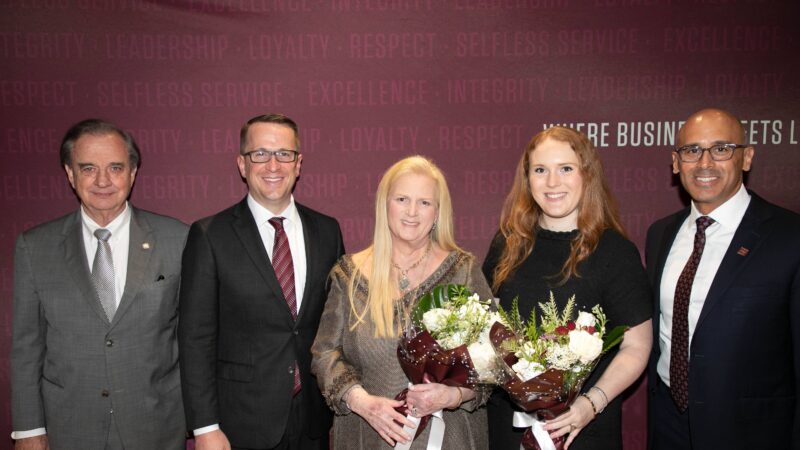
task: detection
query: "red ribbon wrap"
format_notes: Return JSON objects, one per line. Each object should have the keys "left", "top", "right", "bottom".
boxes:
{"left": 490, "top": 322, "right": 583, "bottom": 450}
{"left": 394, "top": 328, "right": 476, "bottom": 437}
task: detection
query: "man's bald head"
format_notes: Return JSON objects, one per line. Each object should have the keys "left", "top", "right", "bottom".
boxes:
{"left": 678, "top": 108, "right": 746, "bottom": 146}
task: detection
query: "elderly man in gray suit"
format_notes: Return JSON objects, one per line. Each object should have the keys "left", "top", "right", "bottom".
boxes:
{"left": 10, "top": 119, "right": 188, "bottom": 450}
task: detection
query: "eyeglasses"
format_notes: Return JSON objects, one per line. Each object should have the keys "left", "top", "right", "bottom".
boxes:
{"left": 674, "top": 143, "right": 747, "bottom": 163}
{"left": 242, "top": 149, "right": 298, "bottom": 163}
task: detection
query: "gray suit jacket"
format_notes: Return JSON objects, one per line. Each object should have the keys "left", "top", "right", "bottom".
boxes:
{"left": 11, "top": 207, "right": 188, "bottom": 450}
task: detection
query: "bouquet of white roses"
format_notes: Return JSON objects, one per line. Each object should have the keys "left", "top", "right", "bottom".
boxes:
{"left": 417, "top": 286, "right": 503, "bottom": 384}
{"left": 394, "top": 284, "right": 503, "bottom": 450}
{"left": 490, "top": 292, "right": 627, "bottom": 450}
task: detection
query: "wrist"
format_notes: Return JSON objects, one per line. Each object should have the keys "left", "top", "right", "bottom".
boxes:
{"left": 344, "top": 384, "right": 365, "bottom": 411}
{"left": 195, "top": 429, "right": 222, "bottom": 443}
{"left": 579, "top": 393, "right": 598, "bottom": 418}
{"left": 589, "top": 386, "right": 608, "bottom": 413}
{"left": 450, "top": 387, "right": 463, "bottom": 409}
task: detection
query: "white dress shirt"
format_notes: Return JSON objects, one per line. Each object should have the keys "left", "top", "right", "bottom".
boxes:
{"left": 657, "top": 184, "right": 751, "bottom": 386}
{"left": 80, "top": 204, "right": 132, "bottom": 308}
{"left": 12, "top": 204, "right": 132, "bottom": 440}
{"left": 193, "top": 195, "right": 307, "bottom": 437}
{"left": 248, "top": 194, "right": 307, "bottom": 310}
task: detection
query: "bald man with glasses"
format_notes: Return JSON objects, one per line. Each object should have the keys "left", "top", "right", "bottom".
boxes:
{"left": 646, "top": 108, "right": 800, "bottom": 450}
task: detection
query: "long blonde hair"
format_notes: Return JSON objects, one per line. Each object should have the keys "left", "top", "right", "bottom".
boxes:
{"left": 491, "top": 126, "right": 625, "bottom": 292}
{"left": 349, "top": 156, "right": 461, "bottom": 337}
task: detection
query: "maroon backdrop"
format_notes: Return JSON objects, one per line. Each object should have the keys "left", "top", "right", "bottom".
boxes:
{"left": 1, "top": 1, "right": 799, "bottom": 448}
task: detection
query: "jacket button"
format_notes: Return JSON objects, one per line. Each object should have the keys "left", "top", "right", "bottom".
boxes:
{"left": 101, "top": 389, "right": 110, "bottom": 397}
{"left": 288, "top": 366, "right": 294, "bottom": 374}
{"left": 106, "top": 340, "right": 113, "bottom": 347}
{"left": 293, "top": 330, "right": 299, "bottom": 335}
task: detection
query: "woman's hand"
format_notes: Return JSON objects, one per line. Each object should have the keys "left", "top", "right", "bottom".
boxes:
{"left": 405, "top": 383, "right": 471, "bottom": 417}
{"left": 542, "top": 321, "right": 652, "bottom": 448}
{"left": 542, "top": 394, "right": 596, "bottom": 449}
{"left": 347, "top": 387, "right": 416, "bottom": 447}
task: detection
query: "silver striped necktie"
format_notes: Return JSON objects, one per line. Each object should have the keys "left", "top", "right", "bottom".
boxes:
{"left": 92, "top": 228, "right": 116, "bottom": 321}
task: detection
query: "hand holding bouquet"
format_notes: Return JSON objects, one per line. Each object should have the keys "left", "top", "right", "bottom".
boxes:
{"left": 395, "top": 284, "right": 502, "bottom": 450}
{"left": 490, "top": 292, "right": 627, "bottom": 450}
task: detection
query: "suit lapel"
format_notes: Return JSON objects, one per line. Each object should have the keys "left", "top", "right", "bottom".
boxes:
{"left": 231, "top": 200, "right": 294, "bottom": 322}
{"left": 695, "top": 195, "right": 770, "bottom": 330}
{"left": 111, "top": 208, "right": 153, "bottom": 328}
{"left": 62, "top": 212, "right": 111, "bottom": 325}
{"left": 296, "top": 205, "right": 317, "bottom": 323}
{"left": 650, "top": 210, "right": 687, "bottom": 357}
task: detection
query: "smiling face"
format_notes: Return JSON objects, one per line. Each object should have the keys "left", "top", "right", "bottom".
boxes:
{"left": 528, "top": 138, "right": 584, "bottom": 231}
{"left": 64, "top": 133, "right": 137, "bottom": 226}
{"left": 387, "top": 173, "right": 438, "bottom": 246}
{"left": 673, "top": 110, "right": 754, "bottom": 215}
{"left": 237, "top": 122, "right": 302, "bottom": 214}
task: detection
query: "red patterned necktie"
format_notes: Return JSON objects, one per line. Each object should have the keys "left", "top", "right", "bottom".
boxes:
{"left": 268, "top": 217, "right": 301, "bottom": 395}
{"left": 670, "top": 215, "right": 715, "bottom": 412}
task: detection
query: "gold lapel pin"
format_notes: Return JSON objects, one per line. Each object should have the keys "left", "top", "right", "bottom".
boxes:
{"left": 142, "top": 242, "right": 151, "bottom": 250}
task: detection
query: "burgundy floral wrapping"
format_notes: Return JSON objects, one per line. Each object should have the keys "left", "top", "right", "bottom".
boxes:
{"left": 490, "top": 322, "right": 585, "bottom": 450}
{"left": 394, "top": 328, "right": 476, "bottom": 438}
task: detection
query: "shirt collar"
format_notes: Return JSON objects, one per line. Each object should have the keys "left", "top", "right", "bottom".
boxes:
{"left": 247, "top": 194, "right": 299, "bottom": 227}
{"left": 81, "top": 202, "right": 131, "bottom": 238}
{"left": 687, "top": 184, "right": 750, "bottom": 231}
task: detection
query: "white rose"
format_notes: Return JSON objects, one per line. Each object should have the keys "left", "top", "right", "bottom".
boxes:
{"left": 467, "top": 341, "right": 498, "bottom": 383}
{"left": 568, "top": 329, "right": 603, "bottom": 364}
{"left": 422, "top": 308, "right": 449, "bottom": 332}
{"left": 575, "top": 311, "right": 596, "bottom": 329}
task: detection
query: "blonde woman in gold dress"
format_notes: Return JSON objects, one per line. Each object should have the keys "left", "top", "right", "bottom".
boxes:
{"left": 311, "top": 156, "right": 493, "bottom": 449}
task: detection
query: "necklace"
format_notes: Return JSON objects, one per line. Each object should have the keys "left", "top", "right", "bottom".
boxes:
{"left": 392, "top": 242, "right": 432, "bottom": 292}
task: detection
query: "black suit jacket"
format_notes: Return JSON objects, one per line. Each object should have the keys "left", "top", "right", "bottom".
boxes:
{"left": 645, "top": 192, "right": 800, "bottom": 450}
{"left": 179, "top": 199, "right": 344, "bottom": 449}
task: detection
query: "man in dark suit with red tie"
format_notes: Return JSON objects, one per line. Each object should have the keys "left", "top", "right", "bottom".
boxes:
{"left": 179, "top": 114, "right": 344, "bottom": 450}
{"left": 646, "top": 108, "right": 800, "bottom": 450}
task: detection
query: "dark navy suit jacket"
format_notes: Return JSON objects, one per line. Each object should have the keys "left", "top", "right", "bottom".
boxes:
{"left": 646, "top": 191, "right": 800, "bottom": 450}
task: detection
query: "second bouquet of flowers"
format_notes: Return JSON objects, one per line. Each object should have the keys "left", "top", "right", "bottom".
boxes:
{"left": 394, "top": 284, "right": 503, "bottom": 450}
{"left": 490, "top": 292, "right": 627, "bottom": 450}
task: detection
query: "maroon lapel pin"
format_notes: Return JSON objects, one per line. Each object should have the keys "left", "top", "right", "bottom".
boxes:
{"left": 736, "top": 247, "right": 749, "bottom": 256}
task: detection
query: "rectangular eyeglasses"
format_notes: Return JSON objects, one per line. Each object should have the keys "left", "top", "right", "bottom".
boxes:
{"left": 674, "top": 143, "right": 747, "bottom": 162}
{"left": 242, "top": 149, "right": 298, "bottom": 163}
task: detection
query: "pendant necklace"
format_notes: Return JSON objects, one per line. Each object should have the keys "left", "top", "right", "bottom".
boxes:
{"left": 392, "top": 242, "right": 432, "bottom": 292}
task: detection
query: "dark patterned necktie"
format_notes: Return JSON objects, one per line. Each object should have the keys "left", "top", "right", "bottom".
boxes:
{"left": 670, "top": 216, "right": 715, "bottom": 412}
{"left": 92, "top": 228, "right": 116, "bottom": 321}
{"left": 268, "top": 217, "right": 301, "bottom": 395}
